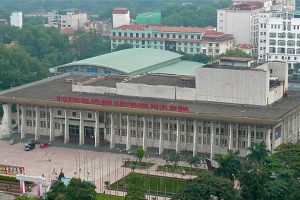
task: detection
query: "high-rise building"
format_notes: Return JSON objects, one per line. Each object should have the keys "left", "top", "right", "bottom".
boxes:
{"left": 258, "top": 9, "right": 300, "bottom": 68}
{"left": 48, "top": 9, "right": 88, "bottom": 30}
{"left": 10, "top": 12, "right": 22, "bottom": 28}
{"left": 217, "top": 2, "right": 264, "bottom": 55}
{"left": 111, "top": 25, "right": 234, "bottom": 56}
{"left": 112, "top": 8, "right": 130, "bottom": 28}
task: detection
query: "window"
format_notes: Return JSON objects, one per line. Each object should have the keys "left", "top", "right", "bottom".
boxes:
{"left": 55, "top": 122, "right": 60, "bottom": 129}
{"left": 72, "top": 112, "right": 77, "bottom": 117}
{"left": 287, "top": 40, "right": 295, "bottom": 46}
{"left": 40, "top": 121, "right": 46, "bottom": 128}
{"left": 277, "top": 40, "right": 286, "bottom": 46}
{"left": 287, "top": 48, "right": 295, "bottom": 54}
{"left": 57, "top": 110, "right": 62, "bottom": 115}
{"left": 87, "top": 113, "right": 92, "bottom": 118}
{"left": 26, "top": 110, "right": 32, "bottom": 117}
{"left": 26, "top": 120, "right": 32, "bottom": 127}
{"left": 269, "top": 39, "right": 276, "bottom": 45}
{"left": 269, "top": 32, "right": 276, "bottom": 38}
{"left": 288, "top": 33, "right": 295, "bottom": 39}
{"left": 278, "top": 33, "right": 286, "bottom": 38}
{"left": 40, "top": 111, "right": 46, "bottom": 118}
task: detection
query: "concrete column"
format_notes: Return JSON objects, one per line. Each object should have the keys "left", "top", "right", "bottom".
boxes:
{"left": 34, "top": 107, "right": 40, "bottom": 140}
{"left": 175, "top": 119, "right": 179, "bottom": 152}
{"left": 210, "top": 122, "right": 215, "bottom": 160}
{"left": 1, "top": 104, "right": 12, "bottom": 138}
{"left": 159, "top": 117, "right": 163, "bottom": 155}
{"left": 49, "top": 108, "right": 54, "bottom": 142}
{"left": 126, "top": 115, "right": 131, "bottom": 151}
{"left": 19, "top": 180, "right": 25, "bottom": 194}
{"left": 228, "top": 123, "right": 233, "bottom": 150}
{"left": 254, "top": 125, "right": 257, "bottom": 143}
{"left": 192, "top": 120, "right": 197, "bottom": 156}
{"left": 94, "top": 111, "right": 99, "bottom": 147}
{"left": 143, "top": 116, "right": 146, "bottom": 151}
{"left": 37, "top": 183, "right": 43, "bottom": 197}
{"left": 64, "top": 109, "right": 69, "bottom": 144}
{"left": 110, "top": 113, "right": 114, "bottom": 149}
{"left": 267, "top": 128, "right": 272, "bottom": 151}
{"left": 16, "top": 104, "right": 20, "bottom": 132}
{"left": 200, "top": 121, "right": 204, "bottom": 152}
{"left": 79, "top": 111, "right": 84, "bottom": 145}
{"left": 247, "top": 125, "right": 251, "bottom": 155}
{"left": 20, "top": 106, "right": 25, "bottom": 139}
{"left": 235, "top": 124, "right": 239, "bottom": 149}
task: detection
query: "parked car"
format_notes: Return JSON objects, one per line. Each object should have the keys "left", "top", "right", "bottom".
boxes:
{"left": 24, "top": 140, "right": 36, "bottom": 151}
{"left": 9, "top": 138, "right": 18, "bottom": 145}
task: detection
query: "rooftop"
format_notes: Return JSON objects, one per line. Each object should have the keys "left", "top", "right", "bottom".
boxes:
{"left": 125, "top": 74, "right": 196, "bottom": 88}
{"left": 220, "top": 56, "right": 254, "bottom": 62}
{"left": 0, "top": 74, "right": 299, "bottom": 125}
{"left": 51, "top": 48, "right": 183, "bottom": 75}
{"left": 113, "top": 8, "right": 129, "bottom": 14}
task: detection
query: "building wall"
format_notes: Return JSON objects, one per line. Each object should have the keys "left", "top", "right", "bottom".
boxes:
{"left": 196, "top": 68, "right": 268, "bottom": 105}
{"left": 10, "top": 12, "right": 22, "bottom": 28}
{"left": 112, "top": 13, "right": 130, "bottom": 28}
{"left": 7, "top": 104, "right": 299, "bottom": 158}
{"left": 175, "top": 87, "right": 196, "bottom": 101}
{"left": 116, "top": 83, "right": 175, "bottom": 99}
{"left": 268, "top": 84, "right": 284, "bottom": 104}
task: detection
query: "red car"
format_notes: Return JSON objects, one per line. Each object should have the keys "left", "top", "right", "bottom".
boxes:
{"left": 40, "top": 143, "right": 49, "bottom": 149}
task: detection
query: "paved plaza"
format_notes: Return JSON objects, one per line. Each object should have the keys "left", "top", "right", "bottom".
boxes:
{"left": 0, "top": 140, "right": 198, "bottom": 199}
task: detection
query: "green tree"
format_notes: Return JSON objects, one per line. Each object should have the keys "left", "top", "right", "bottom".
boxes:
{"left": 124, "top": 172, "right": 145, "bottom": 200}
{"left": 46, "top": 180, "right": 67, "bottom": 200}
{"left": 169, "top": 152, "right": 181, "bottom": 168}
{"left": 112, "top": 44, "right": 133, "bottom": 52}
{"left": 246, "top": 141, "right": 270, "bottom": 168}
{"left": 214, "top": 150, "right": 241, "bottom": 180}
{"left": 219, "top": 49, "right": 252, "bottom": 58}
{"left": 135, "top": 147, "right": 144, "bottom": 164}
{"left": 271, "top": 143, "right": 300, "bottom": 177}
{"left": 173, "top": 171, "right": 238, "bottom": 200}
{"left": 188, "top": 155, "right": 201, "bottom": 169}
{"left": 239, "top": 170, "right": 267, "bottom": 200}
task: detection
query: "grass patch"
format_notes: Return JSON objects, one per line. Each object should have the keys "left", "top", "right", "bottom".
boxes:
{"left": 0, "top": 175, "right": 32, "bottom": 184}
{"left": 123, "top": 160, "right": 154, "bottom": 169}
{"left": 96, "top": 193, "right": 124, "bottom": 200}
{"left": 111, "top": 173, "right": 188, "bottom": 197}
{"left": 157, "top": 165, "right": 205, "bottom": 175}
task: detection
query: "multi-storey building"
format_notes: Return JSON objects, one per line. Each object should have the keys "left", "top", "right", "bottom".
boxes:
{"left": 48, "top": 9, "right": 88, "bottom": 30}
{"left": 217, "top": 2, "right": 263, "bottom": 54}
{"left": 0, "top": 51, "right": 298, "bottom": 159}
{"left": 111, "top": 25, "right": 234, "bottom": 56}
{"left": 10, "top": 11, "right": 23, "bottom": 28}
{"left": 258, "top": 10, "right": 300, "bottom": 68}
{"left": 112, "top": 8, "right": 130, "bottom": 28}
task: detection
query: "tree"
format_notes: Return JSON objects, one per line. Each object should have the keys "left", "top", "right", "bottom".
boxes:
{"left": 214, "top": 150, "right": 241, "bottom": 180}
{"left": 112, "top": 44, "right": 133, "bottom": 52}
{"left": 188, "top": 155, "right": 201, "bottom": 169}
{"left": 124, "top": 172, "right": 145, "bottom": 200}
{"left": 271, "top": 143, "right": 300, "bottom": 178}
{"left": 46, "top": 178, "right": 96, "bottom": 200}
{"left": 135, "top": 147, "right": 144, "bottom": 164}
{"left": 219, "top": 49, "right": 252, "bottom": 58}
{"left": 239, "top": 170, "right": 267, "bottom": 200}
{"left": 169, "top": 152, "right": 181, "bottom": 168}
{"left": 246, "top": 141, "right": 270, "bottom": 168}
{"left": 173, "top": 171, "right": 238, "bottom": 200}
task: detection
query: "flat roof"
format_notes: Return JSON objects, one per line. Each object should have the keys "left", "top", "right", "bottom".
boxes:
{"left": 51, "top": 48, "right": 182, "bottom": 75}
{"left": 149, "top": 60, "right": 204, "bottom": 76}
{"left": 1, "top": 74, "right": 299, "bottom": 125}
{"left": 125, "top": 74, "right": 195, "bottom": 88}
{"left": 80, "top": 75, "right": 129, "bottom": 88}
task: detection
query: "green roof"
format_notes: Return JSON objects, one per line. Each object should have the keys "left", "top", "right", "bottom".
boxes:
{"left": 51, "top": 48, "right": 183, "bottom": 75}
{"left": 148, "top": 60, "right": 204, "bottom": 76}
{"left": 135, "top": 12, "right": 161, "bottom": 24}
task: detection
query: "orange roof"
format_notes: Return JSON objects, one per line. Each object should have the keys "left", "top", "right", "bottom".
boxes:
{"left": 204, "top": 30, "right": 224, "bottom": 36}
{"left": 60, "top": 27, "right": 75, "bottom": 35}
{"left": 156, "top": 26, "right": 211, "bottom": 33}
{"left": 221, "top": 56, "right": 254, "bottom": 62}
{"left": 236, "top": 43, "right": 253, "bottom": 49}
{"left": 113, "top": 8, "right": 129, "bottom": 14}
{"left": 115, "top": 24, "right": 160, "bottom": 30}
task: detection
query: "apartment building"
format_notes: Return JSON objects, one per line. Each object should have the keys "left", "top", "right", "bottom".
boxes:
{"left": 111, "top": 25, "right": 234, "bottom": 56}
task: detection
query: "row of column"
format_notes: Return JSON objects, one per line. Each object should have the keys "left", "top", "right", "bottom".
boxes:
{"left": 3, "top": 104, "right": 274, "bottom": 158}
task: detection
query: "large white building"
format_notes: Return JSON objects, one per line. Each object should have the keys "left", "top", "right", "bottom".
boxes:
{"left": 111, "top": 25, "right": 234, "bottom": 56}
{"left": 217, "top": 2, "right": 263, "bottom": 54}
{"left": 112, "top": 8, "right": 130, "bottom": 29}
{"left": 0, "top": 49, "right": 297, "bottom": 159}
{"left": 48, "top": 9, "right": 88, "bottom": 30}
{"left": 258, "top": 10, "right": 300, "bottom": 68}
{"left": 10, "top": 11, "right": 23, "bottom": 28}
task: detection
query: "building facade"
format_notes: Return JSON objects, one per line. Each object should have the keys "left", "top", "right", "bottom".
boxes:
{"left": 112, "top": 8, "right": 130, "bottom": 29}
{"left": 258, "top": 10, "right": 300, "bottom": 68}
{"left": 0, "top": 58, "right": 297, "bottom": 159}
{"left": 48, "top": 9, "right": 88, "bottom": 30}
{"left": 111, "top": 25, "right": 234, "bottom": 56}
{"left": 10, "top": 12, "right": 23, "bottom": 28}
